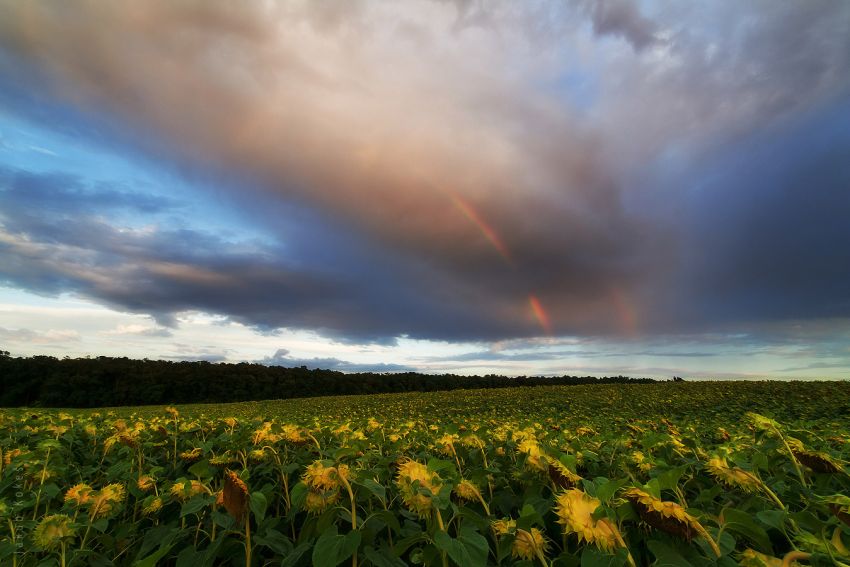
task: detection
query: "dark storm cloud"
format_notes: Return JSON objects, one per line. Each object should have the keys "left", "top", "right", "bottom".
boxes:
{"left": 0, "top": 168, "right": 553, "bottom": 342}
{"left": 0, "top": 1, "right": 849, "bottom": 345}
{"left": 577, "top": 0, "right": 658, "bottom": 51}
{"left": 672, "top": 102, "right": 850, "bottom": 328}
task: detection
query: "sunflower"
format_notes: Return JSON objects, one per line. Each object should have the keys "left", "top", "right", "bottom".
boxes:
{"left": 281, "top": 424, "right": 308, "bottom": 445}
{"left": 787, "top": 440, "right": 843, "bottom": 474}
{"left": 548, "top": 459, "right": 582, "bottom": 489}
{"left": 33, "top": 514, "right": 76, "bottom": 550}
{"left": 303, "top": 461, "right": 342, "bottom": 491}
{"left": 491, "top": 518, "right": 517, "bottom": 536}
{"left": 304, "top": 489, "right": 340, "bottom": 513}
{"left": 89, "top": 484, "right": 125, "bottom": 519}
{"left": 221, "top": 469, "right": 249, "bottom": 522}
{"left": 554, "top": 489, "right": 624, "bottom": 552}
{"left": 395, "top": 459, "right": 443, "bottom": 518}
{"left": 623, "top": 488, "right": 720, "bottom": 557}
{"left": 705, "top": 457, "right": 762, "bottom": 493}
{"left": 169, "top": 479, "right": 210, "bottom": 501}
{"left": 512, "top": 528, "right": 549, "bottom": 561}
{"left": 141, "top": 495, "right": 163, "bottom": 516}
{"left": 65, "top": 483, "right": 94, "bottom": 507}
{"left": 179, "top": 447, "right": 203, "bottom": 462}
{"left": 137, "top": 475, "right": 156, "bottom": 492}
{"left": 454, "top": 479, "right": 481, "bottom": 502}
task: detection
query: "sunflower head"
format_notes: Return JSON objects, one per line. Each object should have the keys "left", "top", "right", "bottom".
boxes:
{"left": 395, "top": 458, "right": 443, "bottom": 518}
{"left": 304, "top": 488, "right": 340, "bottom": 513}
{"left": 554, "top": 489, "right": 622, "bottom": 552}
{"left": 33, "top": 514, "right": 76, "bottom": 550}
{"left": 491, "top": 518, "right": 517, "bottom": 536}
{"left": 548, "top": 459, "right": 582, "bottom": 489}
{"left": 512, "top": 528, "right": 549, "bottom": 561}
{"left": 625, "top": 487, "right": 720, "bottom": 557}
{"left": 90, "top": 484, "right": 125, "bottom": 519}
{"left": 165, "top": 406, "right": 179, "bottom": 418}
{"left": 303, "top": 461, "right": 341, "bottom": 491}
{"left": 137, "top": 475, "right": 156, "bottom": 492}
{"left": 790, "top": 445, "right": 843, "bottom": 474}
{"left": 65, "top": 483, "right": 94, "bottom": 507}
{"left": 179, "top": 447, "right": 203, "bottom": 462}
{"left": 454, "top": 479, "right": 482, "bottom": 502}
{"left": 222, "top": 470, "right": 249, "bottom": 522}
{"left": 142, "top": 495, "right": 163, "bottom": 516}
{"left": 705, "top": 457, "right": 762, "bottom": 493}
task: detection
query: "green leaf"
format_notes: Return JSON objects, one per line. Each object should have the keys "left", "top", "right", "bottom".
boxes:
{"left": 281, "top": 542, "right": 312, "bottom": 567}
{"left": 355, "top": 478, "right": 387, "bottom": 503}
{"left": 180, "top": 495, "right": 209, "bottom": 517}
{"left": 433, "top": 527, "right": 488, "bottom": 567}
{"left": 254, "top": 528, "right": 293, "bottom": 555}
{"left": 647, "top": 541, "right": 693, "bottom": 567}
{"left": 133, "top": 540, "right": 176, "bottom": 567}
{"left": 595, "top": 478, "right": 628, "bottom": 503}
{"left": 312, "top": 526, "right": 362, "bottom": 567}
{"left": 581, "top": 548, "right": 626, "bottom": 567}
{"left": 721, "top": 508, "right": 773, "bottom": 552}
{"left": 364, "top": 546, "right": 407, "bottom": 567}
{"left": 250, "top": 491, "right": 268, "bottom": 523}
{"left": 188, "top": 460, "right": 212, "bottom": 479}
{"left": 290, "top": 482, "right": 308, "bottom": 514}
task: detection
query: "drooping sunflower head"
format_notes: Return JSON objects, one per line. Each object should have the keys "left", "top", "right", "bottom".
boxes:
{"left": 705, "top": 457, "right": 762, "bottom": 493}
{"left": 623, "top": 488, "right": 719, "bottom": 556}
{"left": 454, "top": 479, "right": 482, "bottom": 502}
{"left": 512, "top": 528, "right": 549, "bottom": 561}
{"left": 548, "top": 459, "right": 582, "bottom": 489}
{"left": 304, "top": 489, "right": 340, "bottom": 513}
{"left": 65, "top": 483, "right": 94, "bottom": 507}
{"left": 222, "top": 470, "right": 249, "bottom": 522}
{"left": 33, "top": 514, "right": 76, "bottom": 550}
{"left": 788, "top": 441, "right": 844, "bottom": 474}
{"left": 89, "top": 484, "right": 126, "bottom": 519}
{"left": 179, "top": 447, "right": 203, "bottom": 462}
{"left": 281, "top": 424, "right": 308, "bottom": 445}
{"left": 395, "top": 458, "right": 442, "bottom": 518}
{"left": 491, "top": 518, "right": 517, "bottom": 536}
{"left": 137, "top": 475, "right": 156, "bottom": 492}
{"left": 517, "top": 438, "right": 541, "bottom": 457}
{"left": 141, "top": 495, "right": 163, "bottom": 516}
{"left": 169, "top": 479, "right": 207, "bottom": 501}
{"left": 165, "top": 406, "right": 179, "bottom": 418}
{"left": 554, "top": 489, "right": 622, "bottom": 552}
{"left": 303, "top": 461, "right": 341, "bottom": 492}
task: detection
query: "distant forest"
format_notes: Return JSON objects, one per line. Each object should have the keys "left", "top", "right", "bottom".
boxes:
{"left": 0, "top": 351, "right": 660, "bottom": 408}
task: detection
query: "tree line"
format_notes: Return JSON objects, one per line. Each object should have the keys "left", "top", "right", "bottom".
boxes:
{"left": 0, "top": 351, "right": 658, "bottom": 407}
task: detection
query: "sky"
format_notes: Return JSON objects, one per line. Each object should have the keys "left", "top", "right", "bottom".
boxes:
{"left": 0, "top": 1, "right": 849, "bottom": 379}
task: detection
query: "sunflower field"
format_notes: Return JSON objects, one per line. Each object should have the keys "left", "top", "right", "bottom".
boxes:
{"left": 2, "top": 381, "right": 849, "bottom": 566}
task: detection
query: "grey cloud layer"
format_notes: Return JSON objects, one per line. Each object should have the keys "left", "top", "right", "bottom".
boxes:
{"left": 0, "top": 1, "right": 849, "bottom": 343}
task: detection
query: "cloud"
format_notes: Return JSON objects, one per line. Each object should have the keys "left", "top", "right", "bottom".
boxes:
{"left": 262, "top": 348, "right": 415, "bottom": 373}
{"left": 0, "top": 1, "right": 848, "bottom": 345}
{"left": 103, "top": 324, "right": 173, "bottom": 338}
{"left": 0, "top": 326, "right": 79, "bottom": 345}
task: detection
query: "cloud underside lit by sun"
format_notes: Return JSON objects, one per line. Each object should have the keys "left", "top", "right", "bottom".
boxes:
{"left": 0, "top": 0, "right": 848, "bottom": 376}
